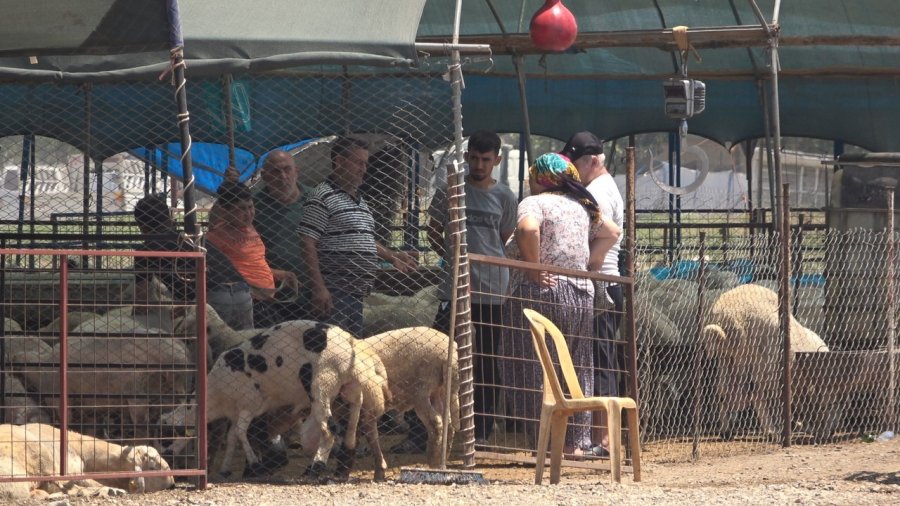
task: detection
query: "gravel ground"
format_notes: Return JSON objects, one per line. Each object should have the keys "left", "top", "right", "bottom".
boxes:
{"left": 9, "top": 439, "right": 899, "bottom": 505}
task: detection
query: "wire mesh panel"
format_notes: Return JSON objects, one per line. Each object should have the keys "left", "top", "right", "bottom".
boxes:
{"left": 465, "top": 255, "right": 637, "bottom": 472}
{"left": 633, "top": 227, "right": 899, "bottom": 460}
{"left": 0, "top": 248, "right": 206, "bottom": 490}
{"left": 1, "top": 64, "right": 462, "bottom": 482}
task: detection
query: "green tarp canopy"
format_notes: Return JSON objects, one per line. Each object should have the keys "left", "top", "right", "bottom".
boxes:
{"left": 1, "top": 1, "right": 900, "bottom": 153}
{"left": 417, "top": 0, "right": 900, "bottom": 151}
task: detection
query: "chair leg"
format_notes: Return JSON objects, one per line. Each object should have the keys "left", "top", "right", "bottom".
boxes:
{"left": 625, "top": 407, "right": 641, "bottom": 482}
{"left": 548, "top": 412, "right": 568, "bottom": 485}
{"left": 607, "top": 400, "right": 623, "bottom": 484}
{"left": 534, "top": 406, "right": 554, "bottom": 485}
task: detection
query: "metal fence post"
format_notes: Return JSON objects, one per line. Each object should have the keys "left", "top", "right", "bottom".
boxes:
{"left": 792, "top": 214, "right": 805, "bottom": 315}
{"left": 779, "top": 183, "right": 792, "bottom": 447}
{"left": 59, "top": 254, "right": 70, "bottom": 474}
{"left": 692, "top": 232, "right": 707, "bottom": 461}
{"left": 885, "top": 186, "right": 896, "bottom": 432}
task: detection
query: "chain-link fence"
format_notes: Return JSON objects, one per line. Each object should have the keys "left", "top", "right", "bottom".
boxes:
{"left": 635, "top": 227, "right": 899, "bottom": 460}
{"left": 0, "top": 248, "right": 205, "bottom": 488}
{"left": 0, "top": 66, "right": 461, "bottom": 482}
{"left": 464, "top": 255, "right": 637, "bottom": 472}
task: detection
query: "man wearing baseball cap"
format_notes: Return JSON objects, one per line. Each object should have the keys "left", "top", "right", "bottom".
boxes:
{"left": 562, "top": 131, "right": 625, "bottom": 457}
{"left": 560, "top": 131, "right": 605, "bottom": 162}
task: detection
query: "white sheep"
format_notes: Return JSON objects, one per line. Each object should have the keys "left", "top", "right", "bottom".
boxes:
{"left": 362, "top": 285, "right": 440, "bottom": 337}
{"left": 1, "top": 373, "right": 52, "bottom": 425}
{"left": 294, "top": 337, "right": 392, "bottom": 481}
{"left": 13, "top": 334, "right": 192, "bottom": 440}
{"left": 24, "top": 423, "right": 175, "bottom": 494}
{"left": 701, "top": 284, "right": 829, "bottom": 438}
{"left": 71, "top": 313, "right": 167, "bottom": 335}
{"left": 0, "top": 424, "right": 134, "bottom": 500}
{"left": 174, "top": 303, "right": 258, "bottom": 362}
{"left": 161, "top": 320, "right": 365, "bottom": 480}
{"left": 3, "top": 317, "right": 22, "bottom": 332}
{"left": 363, "top": 327, "right": 459, "bottom": 468}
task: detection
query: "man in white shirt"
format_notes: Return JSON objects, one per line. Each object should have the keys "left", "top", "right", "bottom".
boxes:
{"left": 562, "top": 131, "right": 625, "bottom": 454}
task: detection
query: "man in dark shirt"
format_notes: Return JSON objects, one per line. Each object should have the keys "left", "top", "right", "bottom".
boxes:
{"left": 252, "top": 150, "right": 312, "bottom": 326}
{"left": 132, "top": 194, "right": 195, "bottom": 327}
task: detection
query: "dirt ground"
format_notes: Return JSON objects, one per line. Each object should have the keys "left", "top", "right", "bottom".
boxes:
{"left": 12, "top": 436, "right": 898, "bottom": 505}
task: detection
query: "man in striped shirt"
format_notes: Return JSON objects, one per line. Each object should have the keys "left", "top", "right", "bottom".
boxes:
{"left": 298, "top": 137, "right": 417, "bottom": 337}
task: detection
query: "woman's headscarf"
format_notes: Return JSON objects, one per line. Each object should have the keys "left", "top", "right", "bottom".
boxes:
{"left": 529, "top": 152, "right": 601, "bottom": 222}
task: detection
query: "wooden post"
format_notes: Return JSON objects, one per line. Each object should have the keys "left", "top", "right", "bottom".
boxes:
{"left": 625, "top": 140, "right": 639, "bottom": 407}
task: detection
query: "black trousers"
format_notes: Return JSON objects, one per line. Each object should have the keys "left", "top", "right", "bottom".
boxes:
{"left": 594, "top": 284, "right": 625, "bottom": 397}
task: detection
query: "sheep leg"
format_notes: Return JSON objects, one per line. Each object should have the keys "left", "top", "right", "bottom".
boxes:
{"left": 413, "top": 397, "right": 443, "bottom": 468}
{"left": 220, "top": 410, "right": 258, "bottom": 477}
{"left": 358, "top": 405, "right": 387, "bottom": 482}
{"left": 331, "top": 386, "right": 363, "bottom": 482}
{"left": 750, "top": 359, "right": 778, "bottom": 436}
{"left": 303, "top": 370, "right": 339, "bottom": 479}
{"left": 431, "top": 389, "right": 454, "bottom": 463}
{"left": 715, "top": 358, "right": 739, "bottom": 440}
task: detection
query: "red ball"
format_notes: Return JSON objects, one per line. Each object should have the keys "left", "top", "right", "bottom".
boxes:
{"left": 529, "top": 0, "right": 579, "bottom": 52}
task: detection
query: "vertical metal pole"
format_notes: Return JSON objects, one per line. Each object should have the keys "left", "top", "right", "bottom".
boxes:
{"left": 447, "top": 0, "right": 475, "bottom": 469}
{"left": 0, "top": 247, "right": 5, "bottom": 402}
{"left": 195, "top": 255, "right": 208, "bottom": 489}
{"left": 143, "top": 151, "right": 151, "bottom": 197}
{"left": 667, "top": 133, "right": 675, "bottom": 265}
{"left": 885, "top": 186, "right": 896, "bottom": 432}
{"left": 745, "top": 140, "right": 754, "bottom": 212}
{"left": 769, "top": 45, "right": 785, "bottom": 229}
{"left": 151, "top": 147, "right": 159, "bottom": 193}
{"left": 625, "top": 140, "right": 640, "bottom": 408}
{"left": 793, "top": 214, "right": 805, "bottom": 315}
{"left": 83, "top": 83, "right": 92, "bottom": 266}
{"left": 692, "top": 232, "right": 707, "bottom": 461}
{"left": 28, "top": 137, "right": 36, "bottom": 257}
{"left": 779, "top": 183, "right": 792, "bottom": 447}
{"left": 517, "top": 133, "right": 527, "bottom": 199}
{"left": 59, "top": 254, "right": 69, "bottom": 474}
{"left": 95, "top": 160, "right": 104, "bottom": 268}
{"left": 758, "top": 81, "right": 777, "bottom": 222}
{"left": 15, "top": 134, "right": 33, "bottom": 264}
{"left": 675, "top": 133, "right": 683, "bottom": 249}
{"left": 167, "top": 0, "right": 197, "bottom": 238}
{"left": 223, "top": 74, "right": 236, "bottom": 168}
{"left": 512, "top": 54, "right": 534, "bottom": 167}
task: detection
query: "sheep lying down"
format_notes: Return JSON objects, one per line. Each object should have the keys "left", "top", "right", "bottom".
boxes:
{"left": 701, "top": 284, "right": 829, "bottom": 437}
{"left": 0, "top": 423, "right": 173, "bottom": 500}
{"left": 12, "top": 333, "right": 192, "bottom": 439}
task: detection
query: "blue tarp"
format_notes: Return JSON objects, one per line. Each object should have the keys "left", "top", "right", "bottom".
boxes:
{"left": 130, "top": 138, "right": 317, "bottom": 194}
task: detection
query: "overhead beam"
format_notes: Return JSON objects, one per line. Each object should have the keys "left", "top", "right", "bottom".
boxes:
{"left": 467, "top": 68, "right": 900, "bottom": 80}
{"left": 420, "top": 27, "right": 900, "bottom": 55}
{"left": 418, "top": 25, "right": 775, "bottom": 54}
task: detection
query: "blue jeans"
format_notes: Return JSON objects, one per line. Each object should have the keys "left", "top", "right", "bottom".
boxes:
{"left": 325, "top": 287, "right": 364, "bottom": 338}
{"left": 208, "top": 281, "right": 254, "bottom": 330}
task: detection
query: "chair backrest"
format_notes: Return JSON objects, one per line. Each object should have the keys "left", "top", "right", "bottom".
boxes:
{"left": 523, "top": 308, "right": 586, "bottom": 404}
